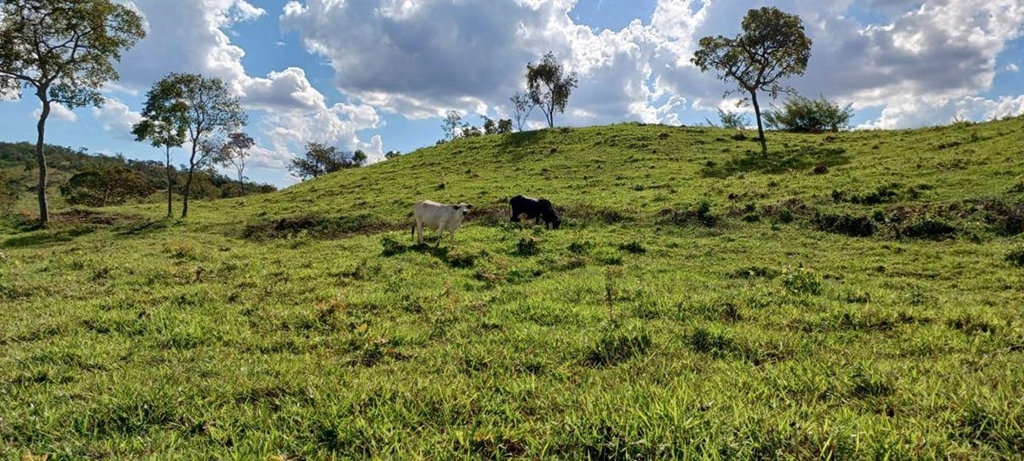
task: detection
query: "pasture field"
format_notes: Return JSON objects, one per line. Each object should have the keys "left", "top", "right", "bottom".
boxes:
{"left": 2, "top": 119, "right": 1024, "bottom": 459}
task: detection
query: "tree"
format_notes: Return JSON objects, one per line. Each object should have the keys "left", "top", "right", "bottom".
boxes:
{"left": 482, "top": 116, "right": 497, "bottom": 135}
{"left": 351, "top": 150, "right": 368, "bottom": 166}
{"left": 288, "top": 142, "right": 365, "bottom": 180}
{"left": 461, "top": 125, "right": 482, "bottom": 138}
{"left": 132, "top": 78, "right": 189, "bottom": 218}
{"left": 141, "top": 73, "right": 245, "bottom": 218}
{"left": 497, "top": 119, "right": 513, "bottom": 134}
{"left": 218, "top": 132, "right": 255, "bottom": 196}
{"left": 764, "top": 95, "right": 854, "bottom": 133}
{"left": 0, "top": 0, "right": 146, "bottom": 225}
{"left": 59, "top": 167, "right": 155, "bottom": 207}
{"left": 441, "top": 110, "right": 463, "bottom": 141}
{"left": 385, "top": 150, "right": 402, "bottom": 160}
{"left": 526, "top": 52, "right": 578, "bottom": 128}
{"left": 509, "top": 91, "right": 534, "bottom": 132}
{"left": 704, "top": 108, "right": 749, "bottom": 129}
{"left": 691, "top": 6, "right": 812, "bottom": 155}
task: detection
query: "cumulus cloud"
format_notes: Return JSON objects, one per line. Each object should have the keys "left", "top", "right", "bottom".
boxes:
{"left": 31, "top": 102, "right": 77, "bottom": 122}
{"left": 92, "top": 99, "right": 143, "bottom": 140}
{"left": 280, "top": 0, "right": 1024, "bottom": 129}
{"left": 114, "top": 0, "right": 383, "bottom": 169}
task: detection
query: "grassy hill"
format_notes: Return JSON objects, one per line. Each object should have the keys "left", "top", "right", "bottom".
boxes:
{"left": 2, "top": 119, "right": 1023, "bottom": 458}
{"left": 0, "top": 141, "right": 276, "bottom": 215}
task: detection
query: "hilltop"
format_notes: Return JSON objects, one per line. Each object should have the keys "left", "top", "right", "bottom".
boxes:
{"left": 1, "top": 119, "right": 1023, "bottom": 458}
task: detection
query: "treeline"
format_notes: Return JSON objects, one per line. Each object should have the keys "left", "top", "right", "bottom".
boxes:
{"left": 0, "top": 141, "right": 275, "bottom": 210}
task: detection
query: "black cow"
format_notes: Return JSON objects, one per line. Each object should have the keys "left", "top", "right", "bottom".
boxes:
{"left": 510, "top": 195, "right": 561, "bottom": 229}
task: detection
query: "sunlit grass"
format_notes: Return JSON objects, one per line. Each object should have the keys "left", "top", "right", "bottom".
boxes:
{"left": 2, "top": 119, "right": 1024, "bottom": 458}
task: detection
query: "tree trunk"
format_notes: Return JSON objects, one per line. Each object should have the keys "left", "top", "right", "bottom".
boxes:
{"left": 546, "top": 103, "right": 554, "bottom": 128}
{"left": 182, "top": 167, "right": 193, "bottom": 218}
{"left": 238, "top": 168, "right": 245, "bottom": 196}
{"left": 164, "top": 144, "right": 173, "bottom": 218}
{"left": 182, "top": 146, "right": 196, "bottom": 219}
{"left": 34, "top": 99, "right": 51, "bottom": 226}
{"left": 750, "top": 89, "right": 767, "bottom": 156}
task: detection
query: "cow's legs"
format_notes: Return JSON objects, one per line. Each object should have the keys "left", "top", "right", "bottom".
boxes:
{"left": 415, "top": 219, "right": 424, "bottom": 244}
{"left": 436, "top": 224, "right": 445, "bottom": 247}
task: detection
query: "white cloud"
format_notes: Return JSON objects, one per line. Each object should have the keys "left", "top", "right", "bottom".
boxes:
{"left": 92, "top": 99, "right": 143, "bottom": 140}
{"left": 113, "top": 0, "right": 382, "bottom": 171}
{"left": 280, "top": 0, "right": 1024, "bottom": 129}
{"left": 31, "top": 102, "right": 77, "bottom": 122}
{"left": 1007, "top": 63, "right": 1020, "bottom": 72}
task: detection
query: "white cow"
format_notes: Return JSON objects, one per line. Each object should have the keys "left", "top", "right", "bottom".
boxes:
{"left": 412, "top": 200, "right": 473, "bottom": 246}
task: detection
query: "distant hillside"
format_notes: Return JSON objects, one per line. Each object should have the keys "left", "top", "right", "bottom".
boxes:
{"left": 0, "top": 141, "right": 276, "bottom": 212}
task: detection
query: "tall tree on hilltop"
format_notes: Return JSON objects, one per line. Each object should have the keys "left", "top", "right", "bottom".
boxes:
{"left": 138, "top": 73, "right": 245, "bottom": 218}
{"left": 133, "top": 78, "right": 189, "bottom": 218}
{"left": 289, "top": 142, "right": 366, "bottom": 180}
{"left": 0, "top": 0, "right": 145, "bottom": 225}
{"left": 218, "top": 132, "right": 255, "bottom": 196}
{"left": 509, "top": 91, "right": 534, "bottom": 132}
{"left": 692, "top": 6, "right": 812, "bottom": 156}
{"left": 526, "top": 52, "right": 578, "bottom": 128}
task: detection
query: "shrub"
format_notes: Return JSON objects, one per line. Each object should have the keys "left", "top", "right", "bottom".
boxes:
{"left": 983, "top": 200, "right": 1024, "bottom": 236}
{"left": 899, "top": 217, "right": 956, "bottom": 240}
{"left": 515, "top": 237, "right": 539, "bottom": 256}
{"left": 687, "top": 327, "right": 734, "bottom": 357}
{"left": 705, "top": 108, "right": 748, "bottom": 129}
{"left": 59, "top": 168, "right": 156, "bottom": 207}
{"left": 815, "top": 212, "right": 875, "bottom": 237}
{"left": 849, "top": 183, "right": 901, "bottom": 205}
{"left": 1006, "top": 247, "right": 1024, "bottom": 267}
{"left": 764, "top": 95, "right": 854, "bottom": 133}
{"left": 568, "top": 241, "right": 593, "bottom": 255}
{"left": 617, "top": 241, "right": 646, "bottom": 254}
{"left": 782, "top": 267, "right": 823, "bottom": 296}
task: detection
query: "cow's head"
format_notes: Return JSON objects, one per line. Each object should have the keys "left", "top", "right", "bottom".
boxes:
{"left": 544, "top": 211, "right": 562, "bottom": 229}
{"left": 451, "top": 203, "right": 472, "bottom": 216}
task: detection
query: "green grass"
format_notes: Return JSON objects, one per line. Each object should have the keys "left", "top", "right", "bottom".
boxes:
{"left": 2, "top": 119, "right": 1024, "bottom": 459}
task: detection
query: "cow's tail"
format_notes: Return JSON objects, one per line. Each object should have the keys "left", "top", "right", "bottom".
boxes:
{"left": 411, "top": 222, "right": 415, "bottom": 238}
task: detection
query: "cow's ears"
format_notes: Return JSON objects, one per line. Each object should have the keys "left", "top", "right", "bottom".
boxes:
{"left": 466, "top": 204, "right": 473, "bottom": 209}
{"left": 452, "top": 205, "right": 460, "bottom": 210}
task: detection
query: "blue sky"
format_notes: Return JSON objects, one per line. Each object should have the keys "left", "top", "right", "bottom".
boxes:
{"left": 2, "top": 0, "right": 1022, "bottom": 188}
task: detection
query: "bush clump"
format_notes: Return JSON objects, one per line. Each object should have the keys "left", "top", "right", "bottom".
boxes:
{"left": 815, "top": 212, "right": 875, "bottom": 237}
{"left": 782, "top": 267, "right": 823, "bottom": 296}
{"left": 898, "top": 217, "right": 956, "bottom": 240}
{"left": 514, "top": 237, "right": 539, "bottom": 257}
{"left": 617, "top": 241, "right": 646, "bottom": 254}
{"left": 764, "top": 95, "right": 854, "bottom": 133}
{"left": 659, "top": 199, "right": 718, "bottom": 227}
{"left": 1006, "top": 247, "right": 1024, "bottom": 267}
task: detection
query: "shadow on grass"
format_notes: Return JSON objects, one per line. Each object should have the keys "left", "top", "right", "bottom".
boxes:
{"left": 1, "top": 226, "right": 95, "bottom": 249}
{"left": 383, "top": 240, "right": 476, "bottom": 268}
{"left": 702, "top": 146, "right": 849, "bottom": 178}
{"left": 115, "top": 218, "right": 171, "bottom": 237}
